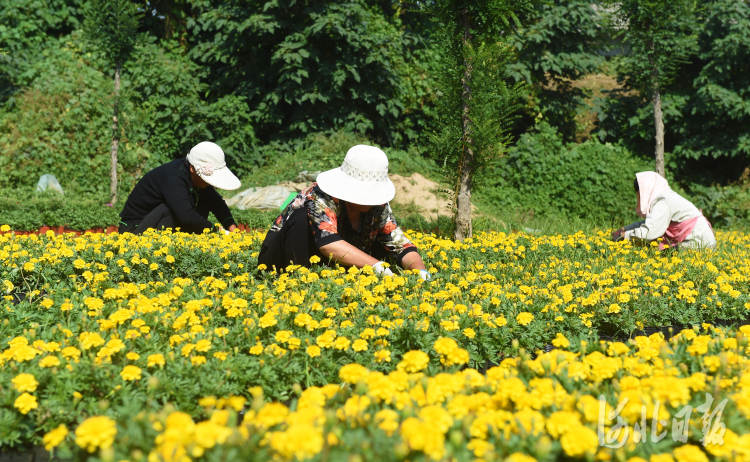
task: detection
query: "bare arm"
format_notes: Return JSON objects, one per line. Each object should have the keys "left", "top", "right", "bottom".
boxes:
{"left": 401, "top": 251, "right": 426, "bottom": 271}
{"left": 318, "top": 240, "right": 380, "bottom": 267}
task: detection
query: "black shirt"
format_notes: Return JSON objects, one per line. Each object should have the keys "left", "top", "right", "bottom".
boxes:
{"left": 119, "top": 158, "right": 236, "bottom": 234}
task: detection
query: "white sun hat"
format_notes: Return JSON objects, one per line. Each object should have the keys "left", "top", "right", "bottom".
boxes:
{"left": 186, "top": 141, "right": 241, "bottom": 191}
{"left": 316, "top": 145, "right": 396, "bottom": 206}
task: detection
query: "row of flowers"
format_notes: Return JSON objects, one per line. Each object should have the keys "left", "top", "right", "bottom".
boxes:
{"left": 19, "top": 327, "right": 750, "bottom": 462}
{"left": 1, "top": 227, "right": 749, "bottom": 459}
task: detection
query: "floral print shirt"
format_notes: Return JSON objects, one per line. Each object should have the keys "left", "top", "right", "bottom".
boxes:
{"left": 270, "top": 184, "right": 417, "bottom": 264}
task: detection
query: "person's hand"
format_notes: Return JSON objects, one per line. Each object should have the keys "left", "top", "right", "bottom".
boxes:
{"left": 611, "top": 228, "right": 625, "bottom": 242}
{"left": 419, "top": 270, "right": 431, "bottom": 281}
{"left": 372, "top": 261, "right": 394, "bottom": 277}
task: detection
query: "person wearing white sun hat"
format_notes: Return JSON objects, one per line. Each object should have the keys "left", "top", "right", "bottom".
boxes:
{"left": 258, "top": 145, "right": 430, "bottom": 279}
{"left": 119, "top": 141, "right": 241, "bottom": 234}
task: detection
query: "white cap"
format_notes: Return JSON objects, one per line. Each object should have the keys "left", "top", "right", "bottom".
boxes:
{"left": 186, "top": 142, "right": 241, "bottom": 191}
{"left": 315, "top": 145, "right": 395, "bottom": 206}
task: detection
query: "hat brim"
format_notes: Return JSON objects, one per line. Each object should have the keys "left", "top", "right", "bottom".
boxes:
{"left": 316, "top": 168, "right": 395, "bottom": 206}
{"left": 200, "top": 167, "right": 241, "bottom": 191}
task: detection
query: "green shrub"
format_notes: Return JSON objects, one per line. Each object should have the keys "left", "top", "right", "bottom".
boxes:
{"left": 477, "top": 121, "right": 652, "bottom": 225}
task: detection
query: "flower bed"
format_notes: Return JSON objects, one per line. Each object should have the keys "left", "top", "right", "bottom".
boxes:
{"left": 1, "top": 228, "right": 749, "bottom": 460}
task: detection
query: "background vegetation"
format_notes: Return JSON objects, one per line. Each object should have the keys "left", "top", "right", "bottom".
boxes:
{"left": 1, "top": 0, "right": 748, "bottom": 230}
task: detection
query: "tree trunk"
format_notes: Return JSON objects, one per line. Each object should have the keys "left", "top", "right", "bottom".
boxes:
{"left": 648, "top": 40, "right": 665, "bottom": 177}
{"left": 109, "top": 63, "right": 121, "bottom": 204}
{"left": 454, "top": 9, "right": 474, "bottom": 242}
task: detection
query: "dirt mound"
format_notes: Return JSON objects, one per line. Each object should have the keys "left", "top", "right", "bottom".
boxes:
{"left": 390, "top": 173, "right": 470, "bottom": 219}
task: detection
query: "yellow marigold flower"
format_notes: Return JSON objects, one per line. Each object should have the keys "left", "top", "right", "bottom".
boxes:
{"left": 352, "top": 339, "right": 368, "bottom": 352}
{"left": 43, "top": 424, "right": 68, "bottom": 451}
{"left": 213, "top": 351, "right": 228, "bottom": 361}
{"left": 14, "top": 393, "right": 38, "bottom": 415}
{"left": 608, "top": 304, "right": 621, "bottom": 314}
{"left": 434, "top": 337, "right": 458, "bottom": 355}
{"left": 12, "top": 373, "right": 38, "bottom": 392}
{"left": 79, "top": 332, "right": 105, "bottom": 350}
{"left": 120, "top": 365, "right": 142, "bottom": 381}
{"left": 75, "top": 416, "right": 117, "bottom": 453}
{"left": 39, "top": 356, "right": 61, "bottom": 368}
{"left": 147, "top": 354, "right": 165, "bottom": 367}
{"left": 339, "top": 363, "right": 370, "bottom": 384}
{"left": 505, "top": 453, "right": 537, "bottom": 462}
{"left": 0, "top": 224, "right": 9, "bottom": 232}
{"left": 249, "top": 342, "right": 263, "bottom": 355}
{"left": 374, "top": 409, "right": 399, "bottom": 436}
{"left": 199, "top": 396, "right": 217, "bottom": 407}
{"left": 397, "top": 350, "right": 430, "bottom": 373}
{"left": 150, "top": 263, "right": 159, "bottom": 271}
{"left": 73, "top": 259, "right": 86, "bottom": 269}
{"left": 672, "top": 445, "right": 708, "bottom": 462}
{"left": 40, "top": 298, "right": 53, "bottom": 308}
{"left": 166, "top": 255, "right": 175, "bottom": 263}
{"left": 275, "top": 330, "right": 292, "bottom": 343}
{"left": 191, "top": 355, "right": 207, "bottom": 365}
{"left": 126, "top": 352, "right": 140, "bottom": 360}
{"left": 309, "top": 255, "right": 321, "bottom": 264}
{"left": 560, "top": 425, "right": 598, "bottom": 457}
{"left": 463, "top": 327, "right": 476, "bottom": 338}
{"left": 333, "top": 337, "right": 351, "bottom": 351}
{"left": 255, "top": 402, "right": 289, "bottom": 428}
{"left": 551, "top": 333, "right": 570, "bottom": 349}
{"left": 259, "top": 312, "right": 277, "bottom": 328}
{"left": 516, "top": 312, "right": 534, "bottom": 326}
{"left": 269, "top": 423, "right": 323, "bottom": 460}
{"left": 467, "top": 439, "right": 495, "bottom": 458}
{"left": 650, "top": 454, "right": 675, "bottom": 462}
{"left": 306, "top": 345, "right": 321, "bottom": 358}
{"left": 374, "top": 350, "right": 391, "bottom": 363}
{"left": 13, "top": 345, "right": 39, "bottom": 362}
{"left": 61, "top": 346, "right": 81, "bottom": 361}
{"left": 195, "top": 339, "right": 212, "bottom": 352}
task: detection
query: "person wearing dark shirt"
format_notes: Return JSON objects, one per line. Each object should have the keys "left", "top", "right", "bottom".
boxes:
{"left": 119, "top": 142, "right": 241, "bottom": 234}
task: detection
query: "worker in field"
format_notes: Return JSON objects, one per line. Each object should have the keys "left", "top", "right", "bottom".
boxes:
{"left": 611, "top": 171, "right": 716, "bottom": 249}
{"left": 258, "top": 145, "right": 431, "bottom": 280}
{"left": 119, "top": 142, "right": 240, "bottom": 234}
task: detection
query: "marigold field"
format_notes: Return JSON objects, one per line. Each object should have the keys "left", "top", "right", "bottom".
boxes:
{"left": 2, "top": 226, "right": 750, "bottom": 461}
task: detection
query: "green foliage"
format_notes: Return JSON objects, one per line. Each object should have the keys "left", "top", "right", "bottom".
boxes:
{"left": 604, "top": 0, "right": 698, "bottom": 94}
{"left": 0, "top": 0, "right": 84, "bottom": 100}
{"left": 596, "top": 0, "right": 750, "bottom": 184}
{"left": 187, "top": 0, "right": 427, "bottom": 146}
{"left": 0, "top": 194, "right": 120, "bottom": 231}
{"left": 430, "top": 39, "right": 527, "bottom": 188}
{"left": 672, "top": 0, "right": 750, "bottom": 161}
{"left": 477, "top": 121, "right": 652, "bottom": 224}
{"left": 507, "top": 0, "right": 605, "bottom": 141}
{"left": 82, "top": 0, "right": 142, "bottom": 66}
{"left": 0, "top": 35, "right": 115, "bottom": 195}
{"left": 0, "top": 33, "right": 261, "bottom": 195}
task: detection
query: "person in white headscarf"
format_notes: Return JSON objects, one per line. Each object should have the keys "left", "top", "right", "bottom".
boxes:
{"left": 612, "top": 171, "right": 716, "bottom": 249}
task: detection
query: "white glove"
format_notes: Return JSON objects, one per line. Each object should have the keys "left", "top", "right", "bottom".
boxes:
{"left": 419, "top": 270, "right": 431, "bottom": 281}
{"left": 372, "top": 261, "right": 394, "bottom": 276}
{"left": 222, "top": 229, "right": 231, "bottom": 235}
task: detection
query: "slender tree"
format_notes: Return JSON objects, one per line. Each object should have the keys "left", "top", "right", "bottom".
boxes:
{"left": 605, "top": 0, "right": 698, "bottom": 177}
{"left": 83, "top": 0, "right": 142, "bottom": 204}
{"left": 429, "top": 0, "right": 535, "bottom": 241}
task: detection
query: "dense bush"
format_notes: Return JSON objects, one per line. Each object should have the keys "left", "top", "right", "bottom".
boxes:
{"left": 0, "top": 33, "right": 260, "bottom": 195}
{"left": 596, "top": 0, "right": 750, "bottom": 182}
{"left": 477, "top": 122, "right": 652, "bottom": 224}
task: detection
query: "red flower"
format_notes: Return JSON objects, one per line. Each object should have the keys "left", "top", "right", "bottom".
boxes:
{"left": 319, "top": 208, "right": 338, "bottom": 234}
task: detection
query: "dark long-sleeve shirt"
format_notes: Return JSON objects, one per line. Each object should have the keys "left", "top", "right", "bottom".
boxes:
{"left": 119, "top": 158, "right": 236, "bottom": 234}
